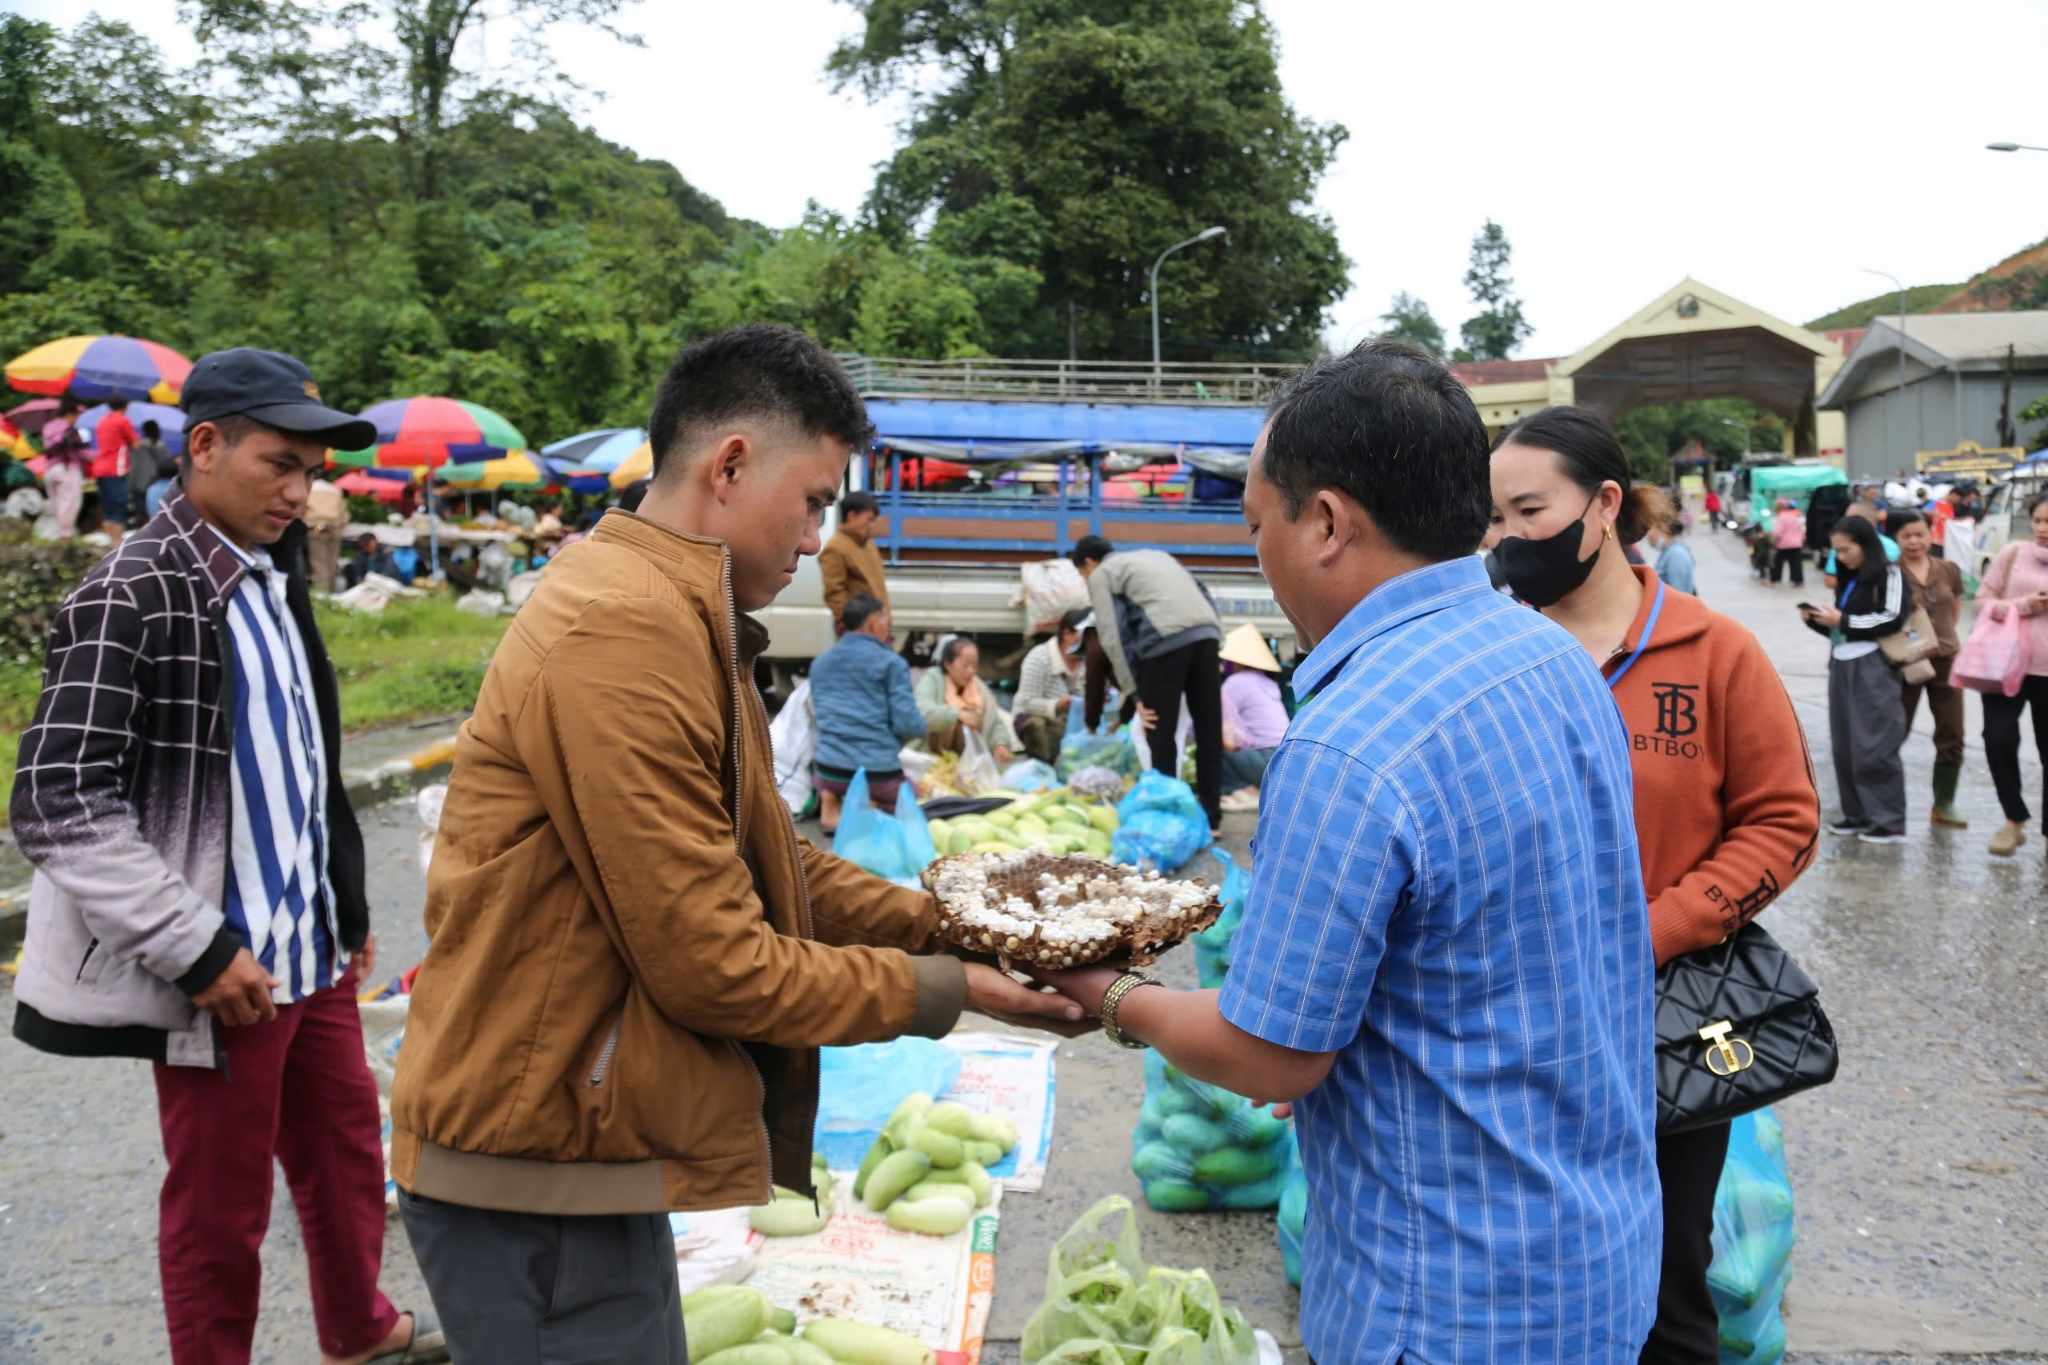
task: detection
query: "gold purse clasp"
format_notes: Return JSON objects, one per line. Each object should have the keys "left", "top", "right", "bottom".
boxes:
{"left": 1698, "top": 1020, "right": 1755, "bottom": 1077}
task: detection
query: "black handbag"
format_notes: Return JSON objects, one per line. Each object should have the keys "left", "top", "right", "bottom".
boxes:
{"left": 1655, "top": 921, "right": 1839, "bottom": 1135}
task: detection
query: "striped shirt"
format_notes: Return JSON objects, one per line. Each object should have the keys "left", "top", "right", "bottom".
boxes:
{"left": 1217, "top": 555, "right": 1660, "bottom": 1365}
{"left": 1013, "top": 637, "right": 1080, "bottom": 719}
{"left": 212, "top": 528, "right": 343, "bottom": 1003}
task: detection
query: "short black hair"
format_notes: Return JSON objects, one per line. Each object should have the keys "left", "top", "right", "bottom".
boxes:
{"left": 841, "top": 490, "right": 879, "bottom": 518}
{"left": 646, "top": 324, "right": 872, "bottom": 481}
{"left": 107, "top": 397, "right": 129, "bottom": 411}
{"left": 1059, "top": 606, "right": 1092, "bottom": 635}
{"left": 1885, "top": 507, "right": 1925, "bottom": 536}
{"left": 1070, "top": 534, "right": 1114, "bottom": 567}
{"left": 939, "top": 635, "right": 977, "bottom": 668}
{"left": 841, "top": 593, "right": 885, "bottom": 632}
{"left": 141, "top": 419, "right": 161, "bottom": 438}
{"left": 1260, "top": 339, "right": 1492, "bottom": 561}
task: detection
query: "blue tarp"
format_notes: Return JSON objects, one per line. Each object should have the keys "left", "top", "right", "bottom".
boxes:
{"left": 867, "top": 398, "right": 1261, "bottom": 469}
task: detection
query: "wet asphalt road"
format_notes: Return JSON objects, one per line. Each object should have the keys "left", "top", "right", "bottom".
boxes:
{"left": 1, "top": 527, "right": 2044, "bottom": 1363}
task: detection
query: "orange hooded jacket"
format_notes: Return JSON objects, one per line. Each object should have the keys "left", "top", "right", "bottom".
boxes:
{"left": 1604, "top": 568, "right": 1821, "bottom": 963}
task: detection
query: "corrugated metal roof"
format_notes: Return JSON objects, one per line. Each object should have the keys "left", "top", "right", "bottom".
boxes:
{"left": 1870, "top": 310, "right": 2048, "bottom": 361}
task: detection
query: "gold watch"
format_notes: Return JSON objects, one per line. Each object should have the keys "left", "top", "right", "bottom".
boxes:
{"left": 1100, "top": 971, "right": 1162, "bottom": 1050}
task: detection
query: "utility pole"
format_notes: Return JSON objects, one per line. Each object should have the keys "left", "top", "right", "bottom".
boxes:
{"left": 1150, "top": 226, "right": 1227, "bottom": 394}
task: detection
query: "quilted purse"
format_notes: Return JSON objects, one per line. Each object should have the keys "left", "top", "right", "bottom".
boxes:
{"left": 1655, "top": 922, "right": 1839, "bottom": 1135}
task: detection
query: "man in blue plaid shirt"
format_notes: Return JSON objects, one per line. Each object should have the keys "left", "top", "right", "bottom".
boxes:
{"left": 1047, "top": 341, "right": 1659, "bottom": 1363}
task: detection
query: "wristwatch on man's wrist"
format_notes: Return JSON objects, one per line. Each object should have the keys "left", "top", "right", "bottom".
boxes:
{"left": 1099, "top": 971, "right": 1162, "bottom": 1050}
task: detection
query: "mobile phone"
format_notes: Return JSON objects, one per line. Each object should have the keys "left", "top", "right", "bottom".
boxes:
{"left": 1796, "top": 602, "right": 1819, "bottom": 614}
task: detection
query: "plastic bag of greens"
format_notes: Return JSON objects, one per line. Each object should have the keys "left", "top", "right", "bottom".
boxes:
{"left": 1276, "top": 1167, "right": 1307, "bottom": 1287}
{"left": 1021, "top": 1195, "right": 1259, "bottom": 1365}
{"left": 1001, "top": 757, "right": 1060, "bottom": 791}
{"left": 831, "top": 771, "right": 938, "bottom": 886}
{"left": 1112, "top": 771, "right": 1212, "bottom": 872}
{"left": 1130, "top": 1049, "right": 1295, "bottom": 1212}
{"left": 1057, "top": 723, "right": 1141, "bottom": 781}
{"left": 1192, "top": 848, "right": 1250, "bottom": 989}
{"left": 1709, "top": 1108, "right": 1797, "bottom": 1364}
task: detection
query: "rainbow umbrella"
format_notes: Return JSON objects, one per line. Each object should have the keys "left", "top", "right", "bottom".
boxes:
{"left": 331, "top": 397, "right": 526, "bottom": 470}
{"left": 541, "top": 426, "right": 643, "bottom": 493}
{"left": 0, "top": 416, "right": 29, "bottom": 459}
{"left": 334, "top": 469, "right": 414, "bottom": 503}
{"left": 438, "top": 450, "right": 550, "bottom": 492}
{"left": 81, "top": 401, "right": 186, "bottom": 455}
{"left": 6, "top": 335, "right": 193, "bottom": 403}
{"left": 608, "top": 441, "right": 653, "bottom": 490}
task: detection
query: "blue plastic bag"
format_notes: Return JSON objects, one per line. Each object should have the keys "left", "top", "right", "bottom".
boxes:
{"left": 1192, "top": 848, "right": 1250, "bottom": 988}
{"left": 1057, "top": 722, "right": 1141, "bottom": 781}
{"left": 1111, "top": 771, "right": 1211, "bottom": 872}
{"left": 813, "top": 1038, "right": 963, "bottom": 1171}
{"left": 1130, "top": 1049, "right": 1297, "bottom": 1212}
{"left": 1708, "top": 1108, "right": 1796, "bottom": 1363}
{"left": 831, "top": 769, "right": 937, "bottom": 886}
{"left": 1276, "top": 1163, "right": 1306, "bottom": 1285}
{"left": 1000, "top": 758, "right": 1060, "bottom": 792}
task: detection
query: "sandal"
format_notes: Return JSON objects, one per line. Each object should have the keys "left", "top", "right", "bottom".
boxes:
{"left": 365, "top": 1310, "right": 449, "bottom": 1364}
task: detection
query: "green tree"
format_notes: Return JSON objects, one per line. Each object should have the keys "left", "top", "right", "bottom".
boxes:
{"left": 1457, "top": 219, "right": 1533, "bottom": 362}
{"left": 831, "top": 0, "right": 1349, "bottom": 362}
{"left": 1378, "top": 292, "right": 1445, "bottom": 357}
{"left": 1613, "top": 399, "right": 1784, "bottom": 485}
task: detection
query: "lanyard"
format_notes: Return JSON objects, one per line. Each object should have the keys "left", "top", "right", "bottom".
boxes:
{"left": 1606, "top": 578, "right": 1666, "bottom": 691}
{"left": 1838, "top": 580, "right": 1855, "bottom": 612}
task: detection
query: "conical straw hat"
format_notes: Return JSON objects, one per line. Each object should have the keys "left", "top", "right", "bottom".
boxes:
{"left": 1219, "top": 623, "right": 1281, "bottom": 673}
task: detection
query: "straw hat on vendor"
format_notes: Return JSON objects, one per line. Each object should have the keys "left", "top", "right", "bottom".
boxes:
{"left": 1216, "top": 624, "right": 1288, "bottom": 813}
{"left": 1219, "top": 622, "right": 1281, "bottom": 675}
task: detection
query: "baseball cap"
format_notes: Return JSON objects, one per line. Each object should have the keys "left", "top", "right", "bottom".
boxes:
{"left": 181, "top": 347, "right": 377, "bottom": 449}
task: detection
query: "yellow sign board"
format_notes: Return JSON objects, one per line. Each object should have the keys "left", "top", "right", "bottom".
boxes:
{"left": 1916, "top": 441, "right": 2024, "bottom": 476}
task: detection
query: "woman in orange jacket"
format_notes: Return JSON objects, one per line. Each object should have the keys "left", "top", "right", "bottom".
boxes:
{"left": 1491, "top": 407, "right": 1822, "bottom": 1365}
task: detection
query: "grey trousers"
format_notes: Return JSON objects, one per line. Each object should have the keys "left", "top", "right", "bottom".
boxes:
{"left": 1828, "top": 649, "right": 1907, "bottom": 832}
{"left": 398, "top": 1191, "right": 683, "bottom": 1365}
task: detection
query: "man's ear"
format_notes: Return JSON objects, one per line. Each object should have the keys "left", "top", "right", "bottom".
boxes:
{"left": 707, "top": 433, "right": 748, "bottom": 503}
{"left": 1313, "top": 489, "right": 1353, "bottom": 567}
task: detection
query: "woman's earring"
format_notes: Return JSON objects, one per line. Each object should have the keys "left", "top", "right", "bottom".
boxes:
{"left": 1604, "top": 525, "right": 1614, "bottom": 543}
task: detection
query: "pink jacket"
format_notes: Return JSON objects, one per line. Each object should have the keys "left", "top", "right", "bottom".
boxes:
{"left": 1772, "top": 509, "right": 1805, "bottom": 550}
{"left": 1981, "top": 541, "right": 2048, "bottom": 677}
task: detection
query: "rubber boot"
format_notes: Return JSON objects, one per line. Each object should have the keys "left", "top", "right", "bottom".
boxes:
{"left": 1930, "top": 762, "right": 1969, "bottom": 829}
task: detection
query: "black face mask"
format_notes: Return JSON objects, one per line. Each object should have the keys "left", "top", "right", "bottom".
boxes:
{"left": 1494, "top": 496, "right": 1601, "bottom": 607}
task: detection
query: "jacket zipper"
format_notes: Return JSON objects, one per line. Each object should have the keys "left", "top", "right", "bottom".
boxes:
{"left": 586, "top": 1017, "right": 622, "bottom": 1087}
{"left": 75, "top": 937, "right": 99, "bottom": 982}
{"left": 721, "top": 554, "right": 777, "bottom": 1204}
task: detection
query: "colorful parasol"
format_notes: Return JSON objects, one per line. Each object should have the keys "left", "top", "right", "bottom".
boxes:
{"left": 6, "top": 335, "right": 193, "bottom": 404}
{"left": 540, "top": 427, "right": 644, "bottom": 494}
{"left": 333, "top": 469, "right": 413, "bottom": 503}
{"left": 331, "top": 397, "right": 526, "bottom": 470}
{"left": 0, "top": 416, "right": 29, "bottom": 459}
{"left": 81, "top": 401, "right": 186, "bottom": 455}
{"left": 608, "top": 441, "right": 654, "bottom": 490}
{"left": 438, "top": 450, "right": 550, "bottom": 492}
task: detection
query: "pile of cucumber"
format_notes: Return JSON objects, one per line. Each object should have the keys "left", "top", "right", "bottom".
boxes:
{"left": 682, "top": 1285, "right": 935, "bottom": 1364}
{"left": 927, "top": 789, "right": 1118, "bottom": 858}
{"left": 1129, "top": 1052, "right": 1295, "bottom": 1213}
{"left": 851, "top": 1093, "right": 1018, "bottom": 1238}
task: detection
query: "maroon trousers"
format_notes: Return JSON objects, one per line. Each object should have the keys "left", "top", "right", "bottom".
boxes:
{"left": 152, "top": 966, "right": 398, "bottom": 1364}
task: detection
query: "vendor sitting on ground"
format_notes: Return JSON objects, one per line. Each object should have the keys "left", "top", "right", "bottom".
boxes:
{"left": 809, "top": 593, "right": 926, "bottom": 834}
{"left": 916, "top": 635, "right": 1016, "bottom": 766}
{"left": 1011, "top": 606, "right": 1089, "bottom": 764}
{"left": 341, "top": 532, "right": 398, "bottom": 588}
{"left": 1218, "top": 623, "right": 1289, "bottom": 811}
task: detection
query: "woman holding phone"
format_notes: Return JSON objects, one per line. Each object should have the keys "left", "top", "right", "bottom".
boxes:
{"left": 1490, "top": 406, "right": 1819, "bottom": 1364}
{"left": 1803, "top": 514, "right": 1913, "bottom": 843}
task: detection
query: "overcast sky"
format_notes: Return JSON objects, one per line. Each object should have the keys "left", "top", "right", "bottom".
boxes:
{"left": 21, "top": 0, "right": 2048, "bottom": 359}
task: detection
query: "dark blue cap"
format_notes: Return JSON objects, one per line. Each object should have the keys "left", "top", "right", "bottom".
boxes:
{"left": 180, "top": 347, "right": 376, "bottom": 449}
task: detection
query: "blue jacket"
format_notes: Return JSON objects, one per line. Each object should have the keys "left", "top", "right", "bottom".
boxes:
{"left": 1654, "top": 540, "right": 1697, "bottom": 595}
{"left": 810, "top": 632, "right": 925, "bottom": 774}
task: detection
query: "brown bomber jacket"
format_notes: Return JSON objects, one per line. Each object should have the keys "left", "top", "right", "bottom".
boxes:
{"left": 389, "top": 511, "right": 966, "bottom": 1215}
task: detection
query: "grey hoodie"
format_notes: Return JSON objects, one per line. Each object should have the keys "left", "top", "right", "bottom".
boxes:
{"left": 1087, "top": 549, "right": 1221, "bottom": 694}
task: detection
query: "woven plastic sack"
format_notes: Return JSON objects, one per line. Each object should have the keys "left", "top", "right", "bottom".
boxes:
{"left": 1112, "top": 771, "right": 1211, "bottom": 873}
{"left": 1130, "top": 1049, "right": 1296, "bottom": 1212}
{"left": 1708, "top": 1107, "right": 1796, "bottom": 1364}
{"left": 1020, "top": 1195, "right": 1258, "bottom": 1365}
{"left": 1192, "top": 848, "right": 1250, "bottom": 989}
{"left": 1276, "top": 1166, "right": 1306, "bottom": 1287}
{"left": 830, "top": 770, "right": 938, "bottom": 886}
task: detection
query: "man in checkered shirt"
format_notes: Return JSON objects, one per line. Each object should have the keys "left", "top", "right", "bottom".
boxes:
{"left": 8, "top": 349, "right": 445, "bottom": 1364}
{"left": 1047, "top": 341, "right": 1660, "bottom": 1363}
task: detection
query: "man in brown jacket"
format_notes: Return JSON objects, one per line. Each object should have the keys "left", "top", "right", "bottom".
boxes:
{"left": 389, "top": 325, "right": 1082, "bottom": 1363}
{"left": 818, "top": 489, "right": 888, "bottom": 630}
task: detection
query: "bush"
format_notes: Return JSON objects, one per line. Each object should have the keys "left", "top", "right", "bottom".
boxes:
{"left": 0, "top": 527, "right": 107, "bottom": 669}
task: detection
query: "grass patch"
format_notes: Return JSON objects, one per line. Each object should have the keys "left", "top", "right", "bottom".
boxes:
{"left": 0, "top": 595, "right": 509, "bottom": 814}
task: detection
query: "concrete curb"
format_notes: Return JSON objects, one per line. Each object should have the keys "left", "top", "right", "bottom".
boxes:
{"left": 0, "top": 732, "right": 462, "bottom": 950}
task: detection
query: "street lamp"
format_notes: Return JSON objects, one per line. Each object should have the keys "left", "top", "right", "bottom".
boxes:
{"left": 1860, "top": 265, "right": 1917, "bottom": 466}
{"left": 1986, "top": 141, "right": 2048, "bottom": 153}
{"left": 1150, "top": 226, "right": 1227, "bottom": 391}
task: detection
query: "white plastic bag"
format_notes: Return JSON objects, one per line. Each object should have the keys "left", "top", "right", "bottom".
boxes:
{"left": 957, "top": 725, "right": 1001, "bottom": 794}
{"left": 768, "top": 678, "right": 816, "bottom": 815}
{"left": 454, "top": 589, "right": 506, "bottom": 617}
{"left": 1017, "top": 559, "right": 1090, "bottom": 632}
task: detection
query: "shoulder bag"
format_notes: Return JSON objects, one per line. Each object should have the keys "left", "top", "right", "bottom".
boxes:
{"left": 1655, "top": 921, "right": 1840, "bottom": 1134}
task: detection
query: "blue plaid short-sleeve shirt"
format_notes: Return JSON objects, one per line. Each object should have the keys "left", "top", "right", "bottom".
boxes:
{"left": 1218, "top": 555, "right": 1660, "bottom": 1364}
